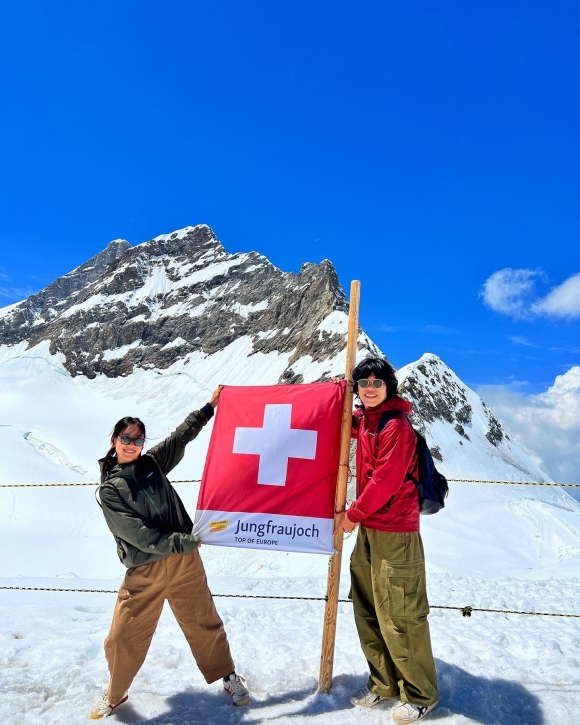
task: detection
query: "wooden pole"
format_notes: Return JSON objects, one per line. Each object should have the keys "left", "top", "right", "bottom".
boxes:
{"left": 319, "top": 279, "right": 361, "bottom": 693}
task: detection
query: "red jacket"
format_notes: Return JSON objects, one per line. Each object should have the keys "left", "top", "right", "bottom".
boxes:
{"left": 346, "top": 396, "right": 420, "bottom": 532}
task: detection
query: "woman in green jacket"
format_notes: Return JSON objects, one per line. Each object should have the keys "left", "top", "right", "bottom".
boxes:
{"left": 91, "top": 386, "right": 250, "bottom": 719}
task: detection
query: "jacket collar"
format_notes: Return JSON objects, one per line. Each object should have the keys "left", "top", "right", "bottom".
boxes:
{"left": 99, "top": 454, "right": 144, "bottom": 482}
{"left": 360, "top": 396, "right": 412, "bottom": 428}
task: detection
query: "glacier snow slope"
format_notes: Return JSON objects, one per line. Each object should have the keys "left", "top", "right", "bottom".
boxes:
{"left": 2, "top": 329, "right": 580, "bottom": 725}
{"left": 1, "top": 338, "right": 580, "bottom": 582}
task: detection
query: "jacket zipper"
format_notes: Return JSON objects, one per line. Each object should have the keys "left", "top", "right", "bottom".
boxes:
{"left": 132, "top": 468, "right": 163, "bottom": 517}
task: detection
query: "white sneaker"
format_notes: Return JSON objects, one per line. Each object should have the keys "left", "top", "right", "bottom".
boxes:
{"left": 89, "top": 691, "right": 128, "bottom": 719}
{"left": 223, "top": 673, "right": 251, "bottom": 706}
{"left": 350, "top": 686, "right": 392, "bottom": 707}
{"left": 392, "top": 700, "right": 438, "bottom": 723}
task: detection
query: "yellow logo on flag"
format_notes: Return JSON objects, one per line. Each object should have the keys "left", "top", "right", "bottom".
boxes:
{"left": 209, "top": 519, "right": 228, "bottom": 532}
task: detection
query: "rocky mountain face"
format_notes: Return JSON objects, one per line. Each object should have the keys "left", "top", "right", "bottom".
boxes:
{"left": 0, "top": 225, "right": 377, "bottom": 382}
{"left": 0, "top": 224, "right": 551, "bottom": 484}
{"left": 399, "top": 354, "right": 506, "bottom": 453}
{"left": 344, "top": 353, "right": 551, "bottom": 503}
{"left": 397, "top": 354, "right": 550, "bottom": 481}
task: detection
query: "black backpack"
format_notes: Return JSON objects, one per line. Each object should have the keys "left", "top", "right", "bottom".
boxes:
{"left": 376, "top": 411, "right": 449, "bottom": 515}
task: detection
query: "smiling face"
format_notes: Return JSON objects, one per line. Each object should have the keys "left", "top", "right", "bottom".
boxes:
{"left": 358, "top": 374, "right": 388, "bottom": 408}
{"left": 112, "top": 423, "right": 145, "bottom": 464}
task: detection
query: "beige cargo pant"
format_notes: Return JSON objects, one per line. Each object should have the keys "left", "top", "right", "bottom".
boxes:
{"left": 104, "top": 550, "right": 234, "bottom": 703}
{"left": 350, "top": 527, "right": 438, "bottom": 707}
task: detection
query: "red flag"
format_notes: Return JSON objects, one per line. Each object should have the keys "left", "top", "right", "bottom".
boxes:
{"left": 193, "top": 381, "right": 345, "bottom": 554}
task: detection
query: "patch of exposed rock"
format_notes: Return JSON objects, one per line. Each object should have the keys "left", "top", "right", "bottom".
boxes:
{"left": 399, "top": 356, "right": 473, "bottom": 438}
{"left": 398, "top": 353, "right": 506, "bottom": 460}
{"left": 0, "top": 225, "right": 375, "bottom": 381}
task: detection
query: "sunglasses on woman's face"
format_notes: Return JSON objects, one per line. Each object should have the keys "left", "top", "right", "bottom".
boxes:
{"left": 358, "top": 378, "right": 385, "bottom": 389}
{"left": 118, "top": 435, "right": 145, "bottom": 447}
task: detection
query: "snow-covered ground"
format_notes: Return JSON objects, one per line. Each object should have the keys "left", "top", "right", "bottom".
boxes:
{"left": 2, "top": 571, "right": 579, "bottom": 724}
{"left": 3, "top": 340, "right": 580, "bottom": 579}
{"left": 2, "top": 341, "right": 580, "bottom": 723}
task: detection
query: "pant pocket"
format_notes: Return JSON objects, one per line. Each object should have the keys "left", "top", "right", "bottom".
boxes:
{"left": 379, "top": 561, "right": 429, "bottom": 618}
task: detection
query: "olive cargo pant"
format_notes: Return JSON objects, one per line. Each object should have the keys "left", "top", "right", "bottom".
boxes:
{"left": 105, "top": 551, "right": 234, "bottom": 703}
{"left": 350, "top": 528, "right": 438, "bottom": 707}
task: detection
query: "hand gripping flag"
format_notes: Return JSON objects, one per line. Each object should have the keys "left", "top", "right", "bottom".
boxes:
{"left": 193, "top": 381, "right": 346, "bottom": 554}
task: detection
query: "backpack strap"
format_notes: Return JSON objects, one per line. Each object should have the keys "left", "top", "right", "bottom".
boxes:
{"left": 373, "top": 411, "right": 417, "bottom": 484}
{"left": 371, "top": 410, "right": 411, "bottom": 451}
{"left": 377, "top": 410, "right": 409, "bottom": 435}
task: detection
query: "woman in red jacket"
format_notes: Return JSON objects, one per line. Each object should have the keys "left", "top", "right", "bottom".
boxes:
{"left": 334, "top": 356, "right": 439, "bottom": 724}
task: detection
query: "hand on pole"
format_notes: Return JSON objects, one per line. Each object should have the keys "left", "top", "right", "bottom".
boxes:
{"left": 333, "top": 510, "right": 358, "bottom": 535}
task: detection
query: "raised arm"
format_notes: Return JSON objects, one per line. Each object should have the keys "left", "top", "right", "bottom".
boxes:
{"left": 147, "top": 386, "right": 223, "bottom": 474}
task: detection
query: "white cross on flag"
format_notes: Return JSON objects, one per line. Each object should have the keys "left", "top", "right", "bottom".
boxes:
{"left": 193, "top": 382, "right": 346, "bottom": 554}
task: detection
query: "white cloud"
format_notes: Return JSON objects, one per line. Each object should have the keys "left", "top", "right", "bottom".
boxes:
{"left": 376, "top": 325, "right": 402, "bottom": 332}
{"left": 532, "top": 272, "right": 580, "bottom": 319}
{"left": 479, "top": 268, "right": 543, "bottom": 319}
{"left": 477, "top": 366, "right": 580, "bottom": 486}
{"left": 481, "top": 268, "right": 580, "bottom": 321}
{"left": 508, "top": 335, "right": 537, "bottom": 347}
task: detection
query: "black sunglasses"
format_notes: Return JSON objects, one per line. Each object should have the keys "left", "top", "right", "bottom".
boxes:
{"left": 358, "top": 379, "right": 385, "bottom": 389}
{"left": 118, "top": 435, "right": 145, "bottom": 447}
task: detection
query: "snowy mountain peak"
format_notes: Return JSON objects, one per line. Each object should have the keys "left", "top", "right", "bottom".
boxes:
{"left": 3, "top": 224, "right": 579, "bottom": 591}
{"left": 0, "top": 237, "right": 132, "bottom": 333}
{"left": 0, "top": 224, "right": 555, "bottom": 488}
{"left": 66, "top": 238, "right": 132, "bottom": 279}
{"left": 398, "top": 353, "right": 550, "bottom": 482}
{"left": 147, "top": 223, "right": 219, "bottom": 248}
{"left": 399, "top": 353, "right": 477, "bottom": 435}
{"left": 416, "top": 351, "right": 442, "bottom": 363}
{"left": 106, "top": 237, "right": 131, "bottom": 248}
{"left": 0, "top": 225, "right": 372, "bottom": 381}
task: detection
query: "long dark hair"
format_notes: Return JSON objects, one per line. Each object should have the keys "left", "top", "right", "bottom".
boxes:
{"left": 351, "top": 356, "right": 399, "bottom": 401}
{"left": 102, "top": 416, "right": 146, "bottom": 474}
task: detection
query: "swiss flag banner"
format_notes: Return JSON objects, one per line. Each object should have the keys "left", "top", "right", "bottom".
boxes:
{"left": 193, "top": 381, "right": 346, "bottom": 554}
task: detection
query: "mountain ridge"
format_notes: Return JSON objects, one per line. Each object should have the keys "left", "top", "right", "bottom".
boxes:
{"left": 0, "top": 224, "right": 372, "bottom": 381}
{"left": 0, "top": 223, "right": 553, "bottom": 484}
{"left": 3, "top": 224, "right": 580, "bottom": 582}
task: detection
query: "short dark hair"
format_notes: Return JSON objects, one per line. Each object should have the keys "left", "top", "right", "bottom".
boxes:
{"left": 351, "top": 356, "right": 398, "bottom": 400}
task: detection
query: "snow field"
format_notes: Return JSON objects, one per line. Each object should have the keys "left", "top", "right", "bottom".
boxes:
{"left": 5, "top": 476, "right": 580, "bottom": 581}
{"left": 1, "top": 571, "right": 579, "bottom": 724}
{"left": 2, "top": 337, "right": 580, "bottom": 722}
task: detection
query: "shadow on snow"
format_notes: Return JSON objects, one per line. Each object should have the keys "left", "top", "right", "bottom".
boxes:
{"left": 111, "top": 661, "right": 543, "bottom": 725}
{"left": 434, "top": 659, "right": 543, "bottom": 725}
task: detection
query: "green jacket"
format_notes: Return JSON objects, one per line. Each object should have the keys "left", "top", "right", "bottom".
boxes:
{"left": 98, "top": 407, "right": 213, "bottom": 569}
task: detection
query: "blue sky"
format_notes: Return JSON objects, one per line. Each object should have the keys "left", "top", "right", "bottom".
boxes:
{"left": 0, "top": 0, "right": 578, "bottom": 397}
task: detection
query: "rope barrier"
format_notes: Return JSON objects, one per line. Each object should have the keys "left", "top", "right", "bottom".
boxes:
{"left": 446, "top": 479, "right": 580, "bottom": 489}
{"left": 0, "top": 586, "right": 323, "bottom": 601}
{"left": 0, "top": 480, "right": 201, "bottom": 488}
{"left": 2, "top": 477, "right": 577, "bottom": 622}
{"left": 1, "top": 478, "right": 579, "bottom": 488}
{"left": 1, "top": 586, "right": 579, "bottom": 619}
{"left": 433, "top": 604, "right": 580, "bottom": 619}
